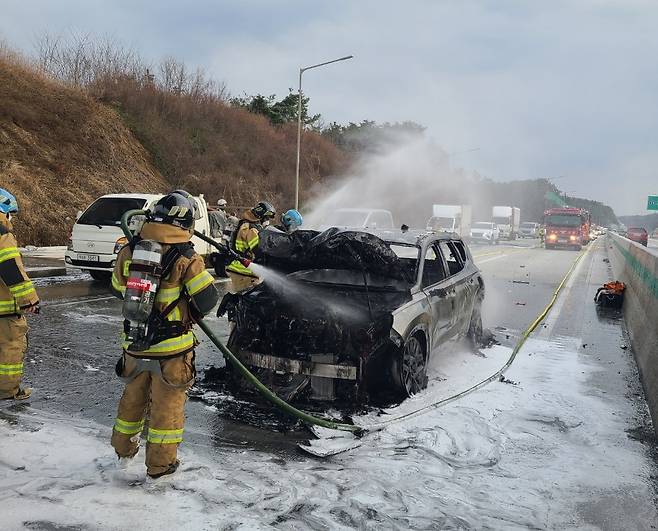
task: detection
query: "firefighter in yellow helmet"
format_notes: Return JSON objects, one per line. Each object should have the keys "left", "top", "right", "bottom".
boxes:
{"left": 0, "top": 188, "right": 40, "bottom": 401}
{"left": 225, "top": 201, "right": 276, "bottom": 293}
{"left": 109, "top": 190, "right": 219, "bottom": 479}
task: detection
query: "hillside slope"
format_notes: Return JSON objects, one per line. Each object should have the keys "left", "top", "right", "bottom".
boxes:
{"left": 0, "top": 51, "right": 167, "bottom": 245}
{"left": 94, "top": 77, "right": 346, "bottom": 211}
{"left": 0, "top": 48, "right": 347, "bottom": 246}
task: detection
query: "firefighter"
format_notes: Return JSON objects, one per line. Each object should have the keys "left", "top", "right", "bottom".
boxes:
{"left": 225, "top": 201, "right": 276, "bottom": 294}
{"left": 110, "top": 190, "right": 219, "bottom": 479}
{"left": 0, "top": 188, "right": 40, "bottom": 400}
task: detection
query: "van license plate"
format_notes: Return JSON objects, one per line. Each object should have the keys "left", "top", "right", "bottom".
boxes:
{"left": 78, "top": 254, "right": 99, "bottom": 262}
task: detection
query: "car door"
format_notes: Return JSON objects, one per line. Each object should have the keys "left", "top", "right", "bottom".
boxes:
{"left": 420, "top": 242, "right": 455, "bottom": 349}
{"left": 438, "top": 240, "right": 474, "bottom": 338}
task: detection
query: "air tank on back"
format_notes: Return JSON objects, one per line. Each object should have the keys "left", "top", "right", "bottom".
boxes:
{"left": 122, "top": 239, "right": 163, "bottom": 350}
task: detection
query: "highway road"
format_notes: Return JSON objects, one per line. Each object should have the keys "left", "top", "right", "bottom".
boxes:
{"left": 2, "top": 237, "right": 657, "bottom": 529}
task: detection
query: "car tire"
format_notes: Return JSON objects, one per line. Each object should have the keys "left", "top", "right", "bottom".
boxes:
{"left": 391, "top": 333, "right": 428, "bottom": 398}
{"left": 89, "top": 270, "right": 111, "bottom": 282}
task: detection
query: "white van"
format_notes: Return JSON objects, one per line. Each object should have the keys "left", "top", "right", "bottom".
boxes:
{"left": 65, "top": 193, "right": 219, "bottom": 280}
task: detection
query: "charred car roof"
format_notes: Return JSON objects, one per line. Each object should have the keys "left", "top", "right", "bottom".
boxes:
{"left": 258, "top": 228, "right": 421, "bottom": 282}
{"left": 257, "top": 228, "right": 464, "bottom": 284}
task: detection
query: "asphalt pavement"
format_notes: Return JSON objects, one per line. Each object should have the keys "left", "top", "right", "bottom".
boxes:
{"left": 3, "top": 236, "right": 657, "bottom": 529}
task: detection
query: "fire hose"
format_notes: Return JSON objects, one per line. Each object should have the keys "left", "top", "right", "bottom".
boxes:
{"left": 120, "top": 210, "right": 363, "bottom": 435}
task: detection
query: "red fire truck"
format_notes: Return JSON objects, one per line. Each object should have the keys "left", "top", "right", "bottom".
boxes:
{"left": 544, "top": 207, "right": 590, "bottom": 250}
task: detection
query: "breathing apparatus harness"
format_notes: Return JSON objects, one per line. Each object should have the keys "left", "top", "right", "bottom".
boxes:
{"left": 121, "top": 234, "right": 195, "bottom": 353}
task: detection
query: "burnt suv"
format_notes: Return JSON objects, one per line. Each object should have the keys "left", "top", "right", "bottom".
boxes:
{"left": 224, "top": 228, "right": 485, "bottom": 403}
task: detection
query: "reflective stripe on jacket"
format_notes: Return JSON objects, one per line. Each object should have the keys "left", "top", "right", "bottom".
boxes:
{"left": 111, "top": 222, "right": 219, "bottom": 358}
{"left": 0, "top": 216, "right": 39, "bottom": 317}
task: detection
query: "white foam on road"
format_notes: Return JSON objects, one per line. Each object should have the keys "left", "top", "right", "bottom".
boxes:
{"left": 1, "top": 334, "right": 656, "bottom": 530}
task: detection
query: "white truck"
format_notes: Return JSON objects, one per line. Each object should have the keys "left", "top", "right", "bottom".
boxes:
{"left": 65, "top": 193, "right": 220, "bottom": 281}
{"left": 427, "top": 205, "right": 472, "bottom": 238}
{"left": 492, "top": 206, "right": 521, "bottom": 240}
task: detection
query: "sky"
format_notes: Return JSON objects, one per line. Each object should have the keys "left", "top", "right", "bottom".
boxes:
{"left": 1, "top": 0, "right": 657, "bottom": 215}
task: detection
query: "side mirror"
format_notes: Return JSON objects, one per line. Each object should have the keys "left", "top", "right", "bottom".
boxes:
{"left": 76, "top": 210, "right": 83, "bottom": 221}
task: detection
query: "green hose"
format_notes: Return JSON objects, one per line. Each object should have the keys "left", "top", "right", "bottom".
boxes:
{"left": 119, "top": 209, "right": 363, "bottom": 435}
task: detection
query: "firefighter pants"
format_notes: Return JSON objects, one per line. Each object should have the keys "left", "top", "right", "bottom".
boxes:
{"left": 226, "top": 271, "right": 261, "bottom": 294}
{"left": 0, "top": 316, "right": 28, "bottom": 399}
{"left": 111, "top": 352, "right": 195, "bottom": 476}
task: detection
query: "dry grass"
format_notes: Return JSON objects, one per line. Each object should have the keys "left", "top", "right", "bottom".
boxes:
{"left": 94, "top": 76, "right": 346, "bottom": 210}
{"left": 0, "top": 41, "right": 347, "bottom": 245}
{"left": 0, "top": 50, "right": 167, "bottom": 245}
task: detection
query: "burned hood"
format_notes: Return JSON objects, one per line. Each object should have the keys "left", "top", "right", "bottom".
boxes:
{"left": 257, "top": 228, "right": 412, "bottom": 283}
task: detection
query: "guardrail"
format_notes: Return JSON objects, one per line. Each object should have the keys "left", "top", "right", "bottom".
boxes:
{"left": 607, "top": 232, "right": 658, "bottom": 433}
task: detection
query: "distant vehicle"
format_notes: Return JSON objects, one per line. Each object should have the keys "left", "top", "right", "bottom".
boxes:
{"left": 470, "top": 222, "right": 500, "bottom": 245}
{"left": 544, "top": 207, "right": 591, "bottom": 250}
{"left": 320, "top": 208, "right": 394, "bottom": 231}
{"left": 626, "top": 227, "right": 648, "bottom": 247}
{"left": 427, "top": 204, "right": 472, "bottom": 238}
{"left": 65, "top": 193, "right": 219, "bottom": 281}
{"left": 225, "top": 228, "right": 485, "bottom": 403}
{"left": 492, "top": 206, "right": 521, "bottom": 240}
{"left": 519, "top": 222, "right": 541, "bottom": 238}
{"left": 651, "top": 228, "right": 658, "bottom": 239}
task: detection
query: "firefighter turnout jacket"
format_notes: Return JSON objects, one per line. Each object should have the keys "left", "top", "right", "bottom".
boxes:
{"left": 110, "top": 222, "right": 219, "bottom": 358}
{"left": 0, "top": 216, "right": 39, "bottom": 316}
{"left": 226, "top": 210, "right": 261, "bottom": 277}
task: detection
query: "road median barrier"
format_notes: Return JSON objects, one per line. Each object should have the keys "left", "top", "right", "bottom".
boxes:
{"left": 607, "top": 233, "right": 658, "bottom": 434}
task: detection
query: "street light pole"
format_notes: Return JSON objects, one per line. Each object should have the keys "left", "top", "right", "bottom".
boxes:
{"left": 295, "top": 55, "right": 353, "bottom": 210}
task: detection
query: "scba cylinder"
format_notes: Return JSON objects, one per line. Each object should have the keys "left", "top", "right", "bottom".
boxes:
{"left": 123, "top": 240, "right": 163, "bottom": 333}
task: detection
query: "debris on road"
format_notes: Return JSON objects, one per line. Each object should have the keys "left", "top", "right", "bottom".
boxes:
{"left": 498, "top": 374, "right": 518, "bottom": 385}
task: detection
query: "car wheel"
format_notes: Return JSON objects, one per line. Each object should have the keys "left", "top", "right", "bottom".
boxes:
{"left": 394, "top": 334, "right": 428, "bottom": 397}
{"left": 89, "top": 270, "right": 111, "bottom": 282}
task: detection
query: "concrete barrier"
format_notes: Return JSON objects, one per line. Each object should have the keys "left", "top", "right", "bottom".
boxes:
{"left": 607, "top": 233, "right": 658, "bottom": 433}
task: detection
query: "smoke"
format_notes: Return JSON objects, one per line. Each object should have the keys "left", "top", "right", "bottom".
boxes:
{"left": 305, "top": 134, "right": 485, "bottom": 229}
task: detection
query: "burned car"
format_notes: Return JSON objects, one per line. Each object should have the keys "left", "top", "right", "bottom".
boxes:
{"left": 224, "top": 228, "right": 484, "bottom": 403}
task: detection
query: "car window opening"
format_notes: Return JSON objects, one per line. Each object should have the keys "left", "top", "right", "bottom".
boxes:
{"left": 421, "top": 245, "right": 446, "bottom": 287}
{"left": 439, "top": 240, "right": 465, "bottom": 276}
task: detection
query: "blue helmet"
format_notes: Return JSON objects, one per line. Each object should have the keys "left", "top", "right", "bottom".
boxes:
{"left": 281, "top": 209, "right": 303, "bottom": 231}
{"left": 0, "top": 188, "right": 18, "bottom": 215}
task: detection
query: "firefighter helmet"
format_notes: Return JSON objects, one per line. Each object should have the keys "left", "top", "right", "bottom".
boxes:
{"left": 281, "top": 209, "right": 303, "bottom": 231}
{"left": 251, "top": 201, "right": 276, "bottom": 221}
{"left": 151, "top": 190, "right": 199, "bottom": 229}
{"left": 0, "top": 188, "right": 19, "bottom": 215}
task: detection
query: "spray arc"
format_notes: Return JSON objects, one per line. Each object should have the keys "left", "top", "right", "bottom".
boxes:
{"left": 119, "top": 209, "right": 363, "bottom": 435}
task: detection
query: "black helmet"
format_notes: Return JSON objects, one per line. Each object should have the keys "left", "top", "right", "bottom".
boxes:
{"left": 151, "top": 190, "right": 200, "bottom": 229}
{"left": 251, "top": 201, "right": 276, "bottom": 221}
